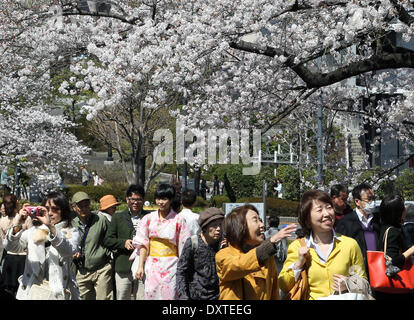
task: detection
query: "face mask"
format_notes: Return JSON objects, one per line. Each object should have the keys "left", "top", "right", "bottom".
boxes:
{"left": 363, "top": 201, "right": 375, "bottom": 214}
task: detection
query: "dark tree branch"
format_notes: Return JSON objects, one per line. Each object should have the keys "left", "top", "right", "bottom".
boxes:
{"left": 230, "top": 40, "right": 414, "bottom": 88}
{"left": 62, "top": 9, "right": 143, "bottom": 25}
{"left": 366, "top": 153, "right": 414, "bottom": 185}
{"left": 389, "top": 0, "right": 414, "bottom": 26}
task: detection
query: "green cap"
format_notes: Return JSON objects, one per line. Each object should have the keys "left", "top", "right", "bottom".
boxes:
{"left": 72, "top": 191, "right": 90, "bottom": 204}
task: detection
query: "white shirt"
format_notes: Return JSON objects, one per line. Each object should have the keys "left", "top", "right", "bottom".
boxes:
{"left": 355, "top": 207, "right": 373, "bottom": 229}
{"left": 306, "top": 230, "right": 341, "bottom": 264}
{"left": 98, "top": 211, "right": 112, "bottom": 222}
{"left": 179, "top": 208, "right": 201, "bottom": 236}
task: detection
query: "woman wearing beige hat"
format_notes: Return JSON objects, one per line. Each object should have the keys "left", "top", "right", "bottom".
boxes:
{"left": 98, "top": 195, "right": 121, "bottom": 222}
{"left": 176, "top": 207, "right": 225, "bottom": 300}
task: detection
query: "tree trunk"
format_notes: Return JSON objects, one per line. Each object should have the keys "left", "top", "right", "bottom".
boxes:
{"left": 224, "top": 173, "right": 236, "bottom": 202}
{"left": 133, "top": 155, "right": 146, "bottom": 186}
{"left": 194, "top": 166, "right": 201, "bottom": 196}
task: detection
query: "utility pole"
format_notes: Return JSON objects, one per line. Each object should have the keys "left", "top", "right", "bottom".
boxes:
{"left": 181, "top": 110, "right": 188, "bottom": 192}
{"left": 317, "top": 104, "right": 325, "bottom": 188}
{"left": 263, "top": 179, "right": 267, "bottom": 228}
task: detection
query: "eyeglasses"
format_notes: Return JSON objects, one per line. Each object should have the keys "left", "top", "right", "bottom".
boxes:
{"left": 128, "top": 197, "right": 143, "bottom": 203}
{"left": 361, "top": 197, "right": 375, "bottom": 202}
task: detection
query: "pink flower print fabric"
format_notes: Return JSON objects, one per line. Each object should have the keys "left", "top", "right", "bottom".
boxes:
{"left": 132, "top": 209, "right": 190, "bottom": 299}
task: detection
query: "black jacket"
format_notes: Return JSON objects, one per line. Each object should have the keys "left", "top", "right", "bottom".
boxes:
{"left": 176, "top": 234, "right": 220, "bottom": 300}
{"left": 103, "top": 209, "right": 150, "bottom": 274}
{"left": 380, "top": 225, "right": 406, "bottom": 268}
{"left": 336, "top": 210, "right": 381, "bottom": 275}
{"left": 402, "top": 222, "right": 414, "bottom": 252}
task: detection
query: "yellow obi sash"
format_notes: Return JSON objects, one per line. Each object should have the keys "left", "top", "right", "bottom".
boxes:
{"left": 149, "top": 238, "right": 178, "bottom": 257}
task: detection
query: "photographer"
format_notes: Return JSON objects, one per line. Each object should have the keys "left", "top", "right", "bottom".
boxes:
{"left": 5, "top": 192, "right": 80, "bottom": 300}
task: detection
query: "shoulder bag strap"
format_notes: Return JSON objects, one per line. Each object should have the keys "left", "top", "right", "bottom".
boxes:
{"left": 298, "top": 237, "right": 309, "bottom": 269}
{"left": 383, "top": 227, "right": 392, "bottom": 256}
{"left": 79, "top": 216, "right": 93, "bottom": 256}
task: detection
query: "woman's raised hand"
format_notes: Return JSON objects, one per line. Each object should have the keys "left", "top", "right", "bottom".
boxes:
{"left": 270, "top": 223, "right": 297, "bottom": 244}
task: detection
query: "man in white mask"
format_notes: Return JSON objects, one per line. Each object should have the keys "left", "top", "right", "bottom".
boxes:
{"left": 336, "top": 183, "right": 381, "bottom": 282}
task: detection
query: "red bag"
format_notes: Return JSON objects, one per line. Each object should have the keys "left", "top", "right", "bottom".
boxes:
{"left": 367, "top": 228, "right": 414, "bottom": 293}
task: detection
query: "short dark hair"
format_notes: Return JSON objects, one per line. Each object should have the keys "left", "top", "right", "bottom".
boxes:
{"left": 171, "top": 197, "right": 181, "bottom": 212}
{"left": 155, "top": 183, "right": 176, "bottom": 200}
{"left": 380, "top": 194, "right": 405, "bottom": 228}
{"left": 268, "top": 216, "right": 280, "bottom": 228}
{"left": 224, "top": 204, "right": 259, "bottom": 249}
{"left": 126, "top": 184, "right": 145, "bottom": 198}
{"left": 42, "top": 191, "right": 72, "bottom": 225}
{"left": 352, "top": 183, "right": 372, "bottom": 201}
{"left": 330, "top": 184, "right": 348, "bottom": 197}
{"left": 181, "top": 189, "right": 197, "bottom": 207}
{"left": 405, "top": 204, "right": 414, "bottom": 222}
{"left": 298, "top": 190, "right": 333, "bottom": 237}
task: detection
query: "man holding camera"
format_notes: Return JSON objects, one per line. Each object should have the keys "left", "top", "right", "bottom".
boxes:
{"left": 71, "top": 191, "right": 113, "bottom": 300}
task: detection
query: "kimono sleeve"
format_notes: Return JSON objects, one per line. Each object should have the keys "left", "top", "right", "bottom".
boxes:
{"left": 132, "top": 213, "right": 151, "bottom": 251}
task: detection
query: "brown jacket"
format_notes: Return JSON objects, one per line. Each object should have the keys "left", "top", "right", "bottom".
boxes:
{"left": 215, "top": 244, "right": 279, "bottom": 300}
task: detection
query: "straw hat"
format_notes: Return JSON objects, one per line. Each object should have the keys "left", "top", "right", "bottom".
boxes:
{"left": 99, "top": 195, "right": 120, "bottom": 211}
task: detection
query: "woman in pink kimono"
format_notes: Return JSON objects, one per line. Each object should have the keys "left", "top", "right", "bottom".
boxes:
{"left": 131, "top": 183, "right": 190, "bottom": 299}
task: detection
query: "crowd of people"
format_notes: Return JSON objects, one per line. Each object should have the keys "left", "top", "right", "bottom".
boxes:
{"left": 0, "top": 180, "right": 414, "bottom": 300}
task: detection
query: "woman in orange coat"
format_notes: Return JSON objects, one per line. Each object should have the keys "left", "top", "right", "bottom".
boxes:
{"left": 215, "top": 204, "right": 297, "bottom": 300}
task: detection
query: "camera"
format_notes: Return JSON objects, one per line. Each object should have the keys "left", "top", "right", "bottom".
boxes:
{"left": 74, "top": 254, "right": 85, "bottom": 270}
{"left": 25, "top": 206, "right": 41, "bottom": 218}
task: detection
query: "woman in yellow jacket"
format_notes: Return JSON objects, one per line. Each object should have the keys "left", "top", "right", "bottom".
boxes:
{"left": 278, "top": 190, "right": 367, "bottom": 300}
{"left": 216, "top": 204, "right": 297, "bottom": 300}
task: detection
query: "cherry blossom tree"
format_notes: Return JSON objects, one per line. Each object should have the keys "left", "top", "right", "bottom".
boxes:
{"left": 0, "top": 104, "right": 90, "bottom": 193}
{"left": 2, "top": 0, "right": 414, "bottom": 192}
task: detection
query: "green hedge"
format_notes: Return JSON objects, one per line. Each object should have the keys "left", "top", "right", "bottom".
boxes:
{"left": 65, "top": 184, "right": 128, "bottom": 203}
{"left": 236, "top": 197, "right": 299, "bottom": 217}
{"left": 194, "top": 196, "right": 209, "bottom": 208}
{"left": 65, "top": 183, "right": 163, "bottom": 204}
{"left": 209, "top": 195, "right": 231, "bottom": 209}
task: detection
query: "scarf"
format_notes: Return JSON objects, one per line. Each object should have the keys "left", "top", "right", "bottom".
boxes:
{"left": 28, "top": 221, "right": 71, "bottom": 298}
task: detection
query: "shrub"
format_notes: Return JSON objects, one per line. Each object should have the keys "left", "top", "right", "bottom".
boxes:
{"left": 193, "top": 196, "right": 209, "bottom": 208}
{"left": 368, "top": 169, "right": 414, "bottom": 201}
{"left": 275, "top": 165, "right": 301, "bottom": 201}
{"left": 209, "top": 195, "right": 230, "bottom": 209}
{"left": 218, "top": 164, "right": 276, "bottom": 199}
{"left": 66, "top": 183, "right": 128, "bottom": 204}
{"left": 192, "top": 207, "right": 205, "bottom": 213}
{"left": 236, "top": 196, "right": 299, "bottom": 217}
{"left": 394, "top": 169, "right": 414, "bottom": 200}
